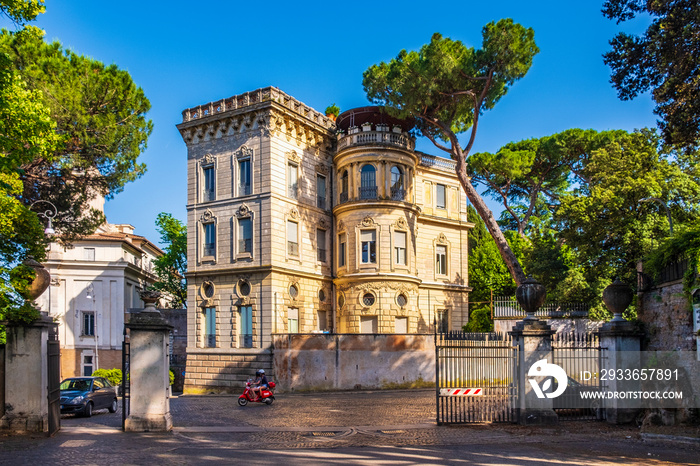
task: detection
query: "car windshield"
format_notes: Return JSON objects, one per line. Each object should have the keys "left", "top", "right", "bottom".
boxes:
{"left": 60, "top": 379, "right": 91, "bottom": 391}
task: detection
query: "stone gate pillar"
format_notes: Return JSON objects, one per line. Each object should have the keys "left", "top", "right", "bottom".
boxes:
{"left": 124, "top": 291, "right": 173, "bottom": 432}
{"left": 510, "top": 278, "right": 558, "bottom": 425}
{"left": 0, "top": 315, "right": 57, "bottom": 433}
{"left": 600, "top": 280, "right": 642, "bottom": 424}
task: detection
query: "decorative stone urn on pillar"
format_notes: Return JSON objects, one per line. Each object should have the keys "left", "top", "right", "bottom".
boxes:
{"left": 510, "top": 277, "right": 557, "bottom": 424}
{"left": 599, "top": 279, "right": 642, "bottom": 424}
{"left": 1, "top": 259, "right": 57, "bottom": 433}
{"left": 124, "top": 290, "right": 173, "bottom": 432}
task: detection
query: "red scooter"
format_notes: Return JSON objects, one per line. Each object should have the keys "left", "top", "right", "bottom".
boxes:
{"left": 238, "top": 379, "right": 276, "bottom": 406}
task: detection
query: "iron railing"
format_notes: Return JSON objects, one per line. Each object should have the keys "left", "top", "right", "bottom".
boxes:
{"left": 390, "top": 187, "right": 406, "bottom": 201}
{"left": 359, "top": 186, "right": 377, "bottom": 200}
{"left": 493, "top": 296, "right": 590, "bottom": 319}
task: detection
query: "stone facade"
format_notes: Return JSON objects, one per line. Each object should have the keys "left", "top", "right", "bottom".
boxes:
{"left": 37, "top": 205, "right": 164, "bottom": 379}
{"left": 177, "top": 88, "right": 472, "bottom": 393}
{"left": 638, "top": 279, "right": 696, "bottom": 351}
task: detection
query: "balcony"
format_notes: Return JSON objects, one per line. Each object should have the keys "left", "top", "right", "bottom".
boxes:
{"left": 317, "top": 248, "right": 326, "bottom": 262}
{"left": 359, "top": 186, "right": 377, "bottom": 200}
{"left": 390, "top": 187, "right": 406, "bottom": 201}
{"left": 338, "top": 130, "right": 415, "bottom": 152}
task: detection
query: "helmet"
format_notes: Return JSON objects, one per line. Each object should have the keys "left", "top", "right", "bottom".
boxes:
{"left": 257, "top": 369, "right": 265, "bottom": 375}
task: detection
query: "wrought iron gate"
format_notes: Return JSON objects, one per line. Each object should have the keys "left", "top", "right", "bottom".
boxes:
{"left": 47, "top": 327, "right": 61, "bottom": 436}
{"left": 436, "top": 332, "right": 518, "bottom": 424}
{"left": 121, "top": 327, "right": 130, "bottom": 431}
{"left": 552, "top": 332, "right": 607, "bottom": 420}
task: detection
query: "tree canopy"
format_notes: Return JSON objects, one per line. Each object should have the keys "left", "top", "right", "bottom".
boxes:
{"left": 150, "top": 213, "right": 187, "bottom": 309}
{"left": 603, "top": 0, "right": 700, "bottom": 150}
{"left": 363, "top": 20, "right": 539, "bottom": 285}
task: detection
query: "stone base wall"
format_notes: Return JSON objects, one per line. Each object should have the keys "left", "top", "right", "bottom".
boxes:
{"left": 183, "top": 348, "right": 273, "bottom": 395}
{"left": 638, "top": 280, "right": 696, "bottom": 351}
{"left": 272, "top": 333, "right": 435, "bottom": 392}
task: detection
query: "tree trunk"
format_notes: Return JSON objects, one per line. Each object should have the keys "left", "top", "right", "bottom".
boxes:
{"left": 455, "top": 168, "right": 527, "bottom": 286}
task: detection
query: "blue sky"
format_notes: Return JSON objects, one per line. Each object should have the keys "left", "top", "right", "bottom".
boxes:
{"left": 10, "top": 1, "right": 655, "bottom": 245}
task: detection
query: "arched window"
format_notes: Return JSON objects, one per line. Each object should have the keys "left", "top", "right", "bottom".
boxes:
{"left": 340, "top": 170, "right": 349, "bottom": 202}
{"left": 390, "top": 166, "right": 405, "bottom": 200}
{"left": 360, "top": 164, "right": 377, "bottom": 200}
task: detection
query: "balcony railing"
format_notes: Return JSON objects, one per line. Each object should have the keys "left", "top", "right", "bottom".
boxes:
{"left": 339, "top": 192, "right": 349, "bottom": 203}
{"left": 203, "top": 190, "right": 215, "bottom": 202}
{"left": 317, "top": 248, "right": 326, "bottom": 262}
{"left": 338, "top": 130, "right": 415, "bottom": 151}
{"left": 317, "top": 196, "right": 326, "bottom": 210}
{"left": 420, "top": 154, "right": 457, "bottom": 173}
{"left": 288, "top": 241, "right": 299, "bottom": 256}
{"left": 204, "top": 244, "right": 216, "bottom": 257}
{"left": 390, "top": 187, "right": 406, "bottom": 201}
{"left": 288, "top": 185, "right": 298, "bottom": 199}
{"left": 359, "top": 186, "right": 377, "bottom": 200}
{"left": 239, "top": 184, "right": 251, "bottom": 196}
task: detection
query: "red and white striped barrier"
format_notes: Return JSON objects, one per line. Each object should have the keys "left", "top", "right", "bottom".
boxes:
{"left": 440, "top": 388, "right": 483, "bottom": 396}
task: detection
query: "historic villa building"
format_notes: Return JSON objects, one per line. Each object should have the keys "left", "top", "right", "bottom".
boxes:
{"left": 177, "top": 87, "right": 473, "bottom": 393}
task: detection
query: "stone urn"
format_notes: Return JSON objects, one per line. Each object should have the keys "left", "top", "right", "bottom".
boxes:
{"left": 602, "top": 279, "right": 633, "bottom": 322}
{"left": 516, "top": 277, "right": 547, "bottom": 321}
{"left": 19, "top": 258, "right": 51, "bottom": 301}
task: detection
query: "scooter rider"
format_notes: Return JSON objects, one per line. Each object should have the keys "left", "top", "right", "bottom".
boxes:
{"left": 252, "top": 369, "right": 268, "bottom": 401}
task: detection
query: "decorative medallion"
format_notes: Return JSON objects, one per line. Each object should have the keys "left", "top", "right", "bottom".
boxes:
{"left": 200, "top": 209, "right": 216, "bottom": 223}
{"left": 286, "top": 150, "right": 300, "bottom": 163}
{"left": 337, "top": 220, "right": 345, "bottom": 232}
{"left": 316, "top": 163, "right": 329, "bottom": 175}
{"left": 236, "top": 145, "right": 253, "bottom": 159}
{"left": 319, "top": 218, "right": 329, "bottom": 229}
{"left": 437, "top": 233, "right": 448, "bottom": 244}
{"left": 202, "top": 153, "right": 216, "bottom": 165}
{"left": 236, "top": 204, "right": 251, "bottom": 218}
{"left": 395, "top": 217, "right": 408, "bottom": 230}
{"left": 289, "top": 208, "right": 299, "bottom": 220}
{"left": 361, "top": 216, "right": 375, "bottom": 227}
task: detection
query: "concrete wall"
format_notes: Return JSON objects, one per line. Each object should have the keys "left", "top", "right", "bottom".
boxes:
{"left": 638, "top": 280, "right": 696, "bottom": 351}
{"left": 272, "top": 334, "right": 435, "bottom": 392}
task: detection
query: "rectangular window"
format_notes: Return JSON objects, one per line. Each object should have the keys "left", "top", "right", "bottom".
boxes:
{"left": 395, "top": 317, "right": 408, "bottom": 333}
{"left": 360, "top": 316, "right": 378, "bottom": 333}
{"left": 317, "top": 310, "right": 327, "bottom": 331}
{"left": 204, "top": 223, "right": 216, "bottom": 257}
{"left": 82, "top": 355, "right": 93, "bottom": 376}
{"left": 84, "top": 248, "right": 95, "bottom": 261}
{"left": 360, "top": 230, "right": 377, "bottom": 264}
{"left": 288, "top": 163, "right": 298, "bottom": 199}
{"left": 436, "top": 184, "right": 446, "bottom": 209}
{"left": 239, "top": 305, "right": 252, "bottom": 348}
{"left": 204, "top": 307, "right": 216, "bottom": 348}
{"left": 203, "top": 166, "right": 215, "bottom": 202}
{"left": 437, "top": 310, "right": 449, "bottom": 333}
{"left": 287, "top": 220, "right": 299, "bottom": 256}
{"left": 316, "top": 174, "right": 326, "bottom": 209}
{"left": 394, "top": 231, "right": 407, "bottom": 265}
{"left": 317, "top": 229, "right": 326, "bottom": 262}
{"left": 238, "top": 159, "right": 251, "bottom": 196}
{"left": 436, "top": 244, "right": 447, "bottom": 275}
{"left": 82, "top": 311, "right": 95, "bottom": 336}
{"left": 338, "top": 233, "right": 346, "bottom": 267}
{"left": 288, "top": 308, "right": 299, "bottom": 333}
{"left": 238, "top": 217, "right": 252, "bottom": 254}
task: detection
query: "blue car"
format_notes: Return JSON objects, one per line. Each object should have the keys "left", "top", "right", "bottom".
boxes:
{"left": 60, "top": 377, "right": 118, "bottom": 417}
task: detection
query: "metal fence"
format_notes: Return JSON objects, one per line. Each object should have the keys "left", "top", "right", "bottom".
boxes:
{"left": 436, "top": 332, "right": 518, "bottom": 424}
{"left": 493, "top": 296, "right": 590, "bottom": 319}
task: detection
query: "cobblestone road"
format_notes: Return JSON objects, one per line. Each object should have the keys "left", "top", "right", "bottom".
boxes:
{"left": 1, "top": 389, "right": 698, "bottom": 465}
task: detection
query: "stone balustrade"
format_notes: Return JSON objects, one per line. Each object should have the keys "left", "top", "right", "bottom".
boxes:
{"left": 420, "top": 154, "right": 457, "bottom": 172}
{"left": 337, "top": 130, "right": 415, "bottom": 151}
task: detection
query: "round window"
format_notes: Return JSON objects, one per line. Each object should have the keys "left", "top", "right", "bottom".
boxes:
{"left": 397, "top": 293, "right": 407, "bottom": 307}
{"left": 319, "top": 289, "right": 326, "bottom": 302}
{"left": 289, "top": 284, "right": 299, "bottom": 298}
{"left": 238, "top": 280, "right": 251, "bottom": 296}
{"left": 338, "top": 293, "right": 345, "bottom": 309}
{"left": 202, "top": 281, "right": 215, "bottom": 298}
{"left": 362, "top": 293, "right": 375, "bottom": 307}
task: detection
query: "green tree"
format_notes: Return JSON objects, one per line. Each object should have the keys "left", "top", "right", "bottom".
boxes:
{"left": 364, "top": 21, "right": 539, "bottom": 285}
{"left": 603, "top": 0, "right": 700, "bottom": 150}
{"left": 0, "top": 0, "right": 44, "bottom": 24}
{"left": 151, "top": 213, "right": 187, "bottom": 309}
{"left": 0, "top": 26, "right": 153, "bottom": 243}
